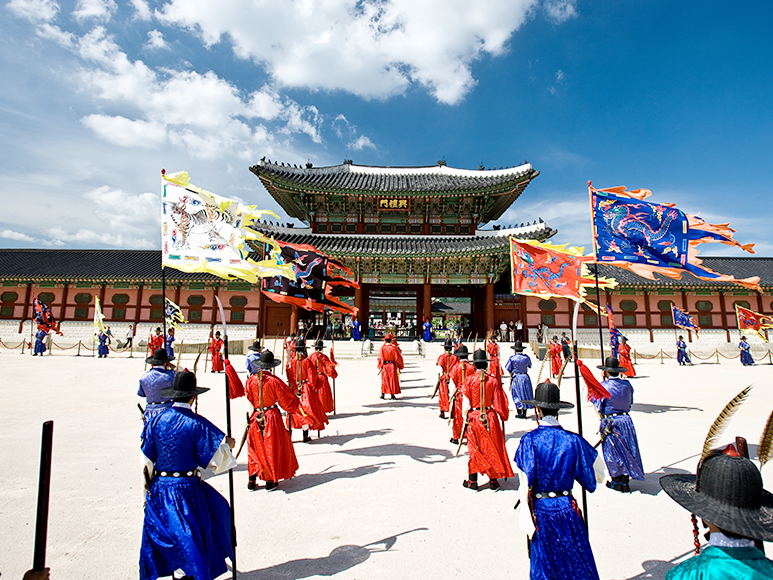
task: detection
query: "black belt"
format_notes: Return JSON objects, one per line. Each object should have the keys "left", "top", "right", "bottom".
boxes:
{"left": 603, "top": 412, "right": 629, "bottom": 418}
{"left": 257, "top": 404, "right": 277, "bottom": 413}
{"left": 383, "top": 361, "right": 395, "bottom": 365}
{"left": 154, "top": 470, "right": 199, "bottom": 478}
{"left": 470, "top": 407, "right": 492, "bottom": 411}
{"left": 533, "top": 490, "right": 572, "bottom": 499}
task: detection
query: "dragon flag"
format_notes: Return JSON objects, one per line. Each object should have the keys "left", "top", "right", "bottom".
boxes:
{"left": 165, "top": 298, "right": 187, "bottom": 329}
{"left": 161, "top": 170, "right": 296, "bottom": 284}
{"left": 672, "top": 305, "right": 701, "bottom": 336}
{"left": 510, "top": 238, "right": 616, "bottom": 308}
{"left": 606, "top": 303, "right": 623, "bottom": 357}
{"left": 736, "top": 304, "right": 773, "bottom": 342}
{"left": 589, "top": 183, "right": 761, "bottom": 292}
{"left": 33, "top": 295, "right": 62, "bottom": 335}
{"left": 93, "top": 296, "right": 107, "bottom": 336}
{"left": 261, "top": 241, "right": 359, "bottom": 315}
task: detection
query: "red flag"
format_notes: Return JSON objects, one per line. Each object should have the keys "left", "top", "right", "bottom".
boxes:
{"left": 576, "top": 359, "right": 611, "bottom": 401}
{"left": 736, "top": 304, "right": 773, "bottom": 342}
{"left": 224, "top": 359, "right": 244, "bottom": 399}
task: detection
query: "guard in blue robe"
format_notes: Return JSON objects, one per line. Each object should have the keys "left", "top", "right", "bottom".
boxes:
{"left": 352, "top": 320, "right": 362, "bottom": 341}
{"left": 138, "top": 349, "right": 175, "bottom": 433}
{"left": 739, "top": 337, "right": 754, "bottom": 366}
{"left": 422, "top": 319, "right": 433, "bottom": 342}
{"left": 515, "top": 382, "right": 600, "bottom": 580}
{"left": 505, "top": 341, "right": 533, "bottom": 418}
{"left": 165, "top": 330, "right": 175, "bottom": 360}
{"left": 97, "top": 331, "right": 110, "bottom": 358}
{"left": 676, "top": 336, "right": 691, "bottom": 365}
{"left": 245, "top": 340, "right": 262, "bottom": 375}
{"left": 140, "top": 371, "right": 236, "bottom": 580}
{"left": 33, "top": 329, "right": 48, "bottom": 355}
{"left": 592, "top": 357, "right": 644, "bottom": 492}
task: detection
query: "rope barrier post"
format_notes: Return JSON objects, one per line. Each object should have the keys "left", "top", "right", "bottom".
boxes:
{"left": 716, "top": 349, "right": 719, "bottom": 364}
{"left": 21, "top": 339, "right": 26, "bottom": 355}
{"left": 768, "top": 349, "right": 772, "bottom": 365}
{"left": 76, "top": 340, "right": 81, "bottom": 357}
{"left": 660, "top": 349, "right": 664, "bottom": 364}
{"left": 633, "top": 349, "right": 637, "bottom": 364}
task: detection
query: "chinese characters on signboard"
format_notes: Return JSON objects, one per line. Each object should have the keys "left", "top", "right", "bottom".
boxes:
{"left": 378, "top": 198, "right": 410, "bottom": 211}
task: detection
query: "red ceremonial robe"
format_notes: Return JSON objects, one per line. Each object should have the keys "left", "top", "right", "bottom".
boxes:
{"left": 377, "top": 343, "right": 404, "bottom": 395}
{"left": 436, "top": 353, "right": 458, "bottom": 413}
{"left": 245, "top": 372, "right": 300, "bottom": 482}
{"left": 308, "top": 351, "right": 338, "bottom": 413}
{"left": 287, "top": 356, "right": 328, "bottom": 431}
{"left": 618, "top": 342, "right": 636, "bottom": 377}
{"left": 209, "top": 337, "right": 224, "bottom": 372}
{"left": 461, "top": 370, "right": 514, "bottom": 479}
{"left": 549, "top": 342, "right": 562, "bottom": 378}
{"left": 449, "top": 360, "right": 476, "bottom": 440}
{"left": 149, "top": 334, "right": 163, "bottom": 351}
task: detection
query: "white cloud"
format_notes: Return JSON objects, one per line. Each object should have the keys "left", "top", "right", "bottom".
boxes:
{"left": 130, "top": 0, "right": 151, "bottom": 20}
{"left": 0, "top": 229, "right": 37, "bottom": 242}
{"left": 146, "top": 30, "right": 168, "bottom": 50}
{"left": 72, "top": 0, "right": 117, "bottom": 22}
{"left": 544, "top": 0, "right": 577, "bottom": 23}
{"left": 349, "top": 135, "right": 375, "bottom": 151}
{"left": 47, "top": 227, "right": 156, "bottom": 248}
{"left": 556, "top": 69, "right": 564, "bottom": 82}
{"left": 81, "top": 115, "right": 168, "bottom": 148}
{"left": 6, "top": 0, "right": 59, "bottom": 23}
{"left": 156, "top": 0, "right": 546, "bottom": 105}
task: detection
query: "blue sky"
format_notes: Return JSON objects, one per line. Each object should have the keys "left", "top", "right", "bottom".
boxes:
{"left": 1, "top": 0, "right": 771, "bottom": 256}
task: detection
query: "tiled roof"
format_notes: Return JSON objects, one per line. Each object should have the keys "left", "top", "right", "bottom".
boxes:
{"left": 250, "top": 159, "right": 538, "bottom": 193}
{"left": 593, "top": 258, "right": 773, "bottom": 289}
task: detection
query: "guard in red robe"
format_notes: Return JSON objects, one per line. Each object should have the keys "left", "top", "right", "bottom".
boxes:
{"left": 487, "top": 336, "right": 504, "bottom": 386}
{"left": 377, "top": 333, "right": 404, "bottom": 400}
{"left": 148, "top": 327, "right": 164, "bottom": 352}
{"left": 435, "top": 338, "right": 458, "bottom": 419}
{"left": 209, "top": 330, "right": 224, "bottom": 373}
{"left": 245, "top": 349, "right": 300, "bottom": 491}
{"left": 287, "top": 336, "right": 328, "bottom": 442}
{"left": 449, "top": 345, "right": 475, "bottom": 445}
{"left": 461, "top": 349, "right": 514, "bottom": 491}
{"left": 549, "top": 336, "right": 563, "bottom": 378}
{"left": 309, "top": 339, "right": 337, "bottom": 414}
{"left": 618, "top": 337, "right": 636, "bottom": 377}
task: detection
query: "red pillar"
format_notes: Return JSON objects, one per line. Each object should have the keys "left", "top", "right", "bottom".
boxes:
{"left": 290, "top": 304, "right": 299, "bottom": 334}
{"left": 643, "top": 290, "right": 653, "bottom": 342}
{"left": 719, "top": 291, "right": 730, "bottom": 342}
{"left": 485, "top": 282, "right": 495, "bottom": 335}
{"left": 423, "top": 283, "right": 431, "bottom": 324}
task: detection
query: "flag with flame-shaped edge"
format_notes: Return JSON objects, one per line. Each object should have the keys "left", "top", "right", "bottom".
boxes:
{"left": 736, "top": 304, "right": 773, "bottom": 342}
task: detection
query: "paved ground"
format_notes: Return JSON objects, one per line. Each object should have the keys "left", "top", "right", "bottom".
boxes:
{"left": 1, "top": 343, "right": 771, "bottom": 579}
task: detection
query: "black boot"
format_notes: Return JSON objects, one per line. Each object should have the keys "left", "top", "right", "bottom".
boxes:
{"left": 463, "top": 473, "right": 478, "bottom": 491}
{"left": 247, "top": 475, "right": 257, "bottom": 491}
{"left": 266, "top": 480, "right": 277, "bottom": 490}
{"left": 439, "top": 411, "right": 446, "bottom": 419}
{"left": 380, "top": 393, "right": 385, "bottom": 399}
{"left": 303, "top": 431, "right": 312, "bottom": 443}
{"left": 391, "top": 394, "right": 396, "bottom": 400}
{"left": 489, "top": 478, "right": 500, "bottom": 491}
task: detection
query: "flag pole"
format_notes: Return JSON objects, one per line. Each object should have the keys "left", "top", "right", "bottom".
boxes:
{"left": 588, "top": 182, "right": 606, "bottom": 364}
{"left": 570, "top": 300, "right": 589, "bottom": 530}
{"left": 33, "top": 420, "right": 54, "bottom": 572}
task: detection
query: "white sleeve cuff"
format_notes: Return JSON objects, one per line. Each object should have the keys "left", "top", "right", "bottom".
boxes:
{"left": 517, "top": 468, "right": 536, "bottom": 538}
{"left": 209, "top": 438, "right": 237, "bottom": 475}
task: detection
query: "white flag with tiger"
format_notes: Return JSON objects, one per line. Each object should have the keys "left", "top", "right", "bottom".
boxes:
{"left": 161, "top": 171, "right": 295, "bottom": 283}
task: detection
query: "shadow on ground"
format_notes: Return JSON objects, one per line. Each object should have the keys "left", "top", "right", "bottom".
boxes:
{"left": 620, "top": 550, "right": 693, "bottom": 579}
{"left": 633, "top": 465, "right": 693, "bottom": 496}
{"left": 340, "top": 442, "right": 453, "bottom": 464}
{"left": 238, "top": 528, "right": 428, "bottom": 579}
{"left": 314, "top": 428, "right": 393, "bottom": 447}
{"left": 631, "top": 403, "right": 702, "bottom": 414}
{"left": 277, "top": 462, "right": 396, "bottom": 494}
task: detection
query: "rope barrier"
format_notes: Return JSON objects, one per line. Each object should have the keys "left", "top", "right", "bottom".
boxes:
{"left": 0, "top": 338, "right": 26, "bottom": 350}
{"left": 717, "top": 351, "right": 741, "bottom": 360}
{"left": 50, "top": 341, "right": 81, "bottom": 351}
{"left": 687, "top": 349, "right": 718, "bottom": 361}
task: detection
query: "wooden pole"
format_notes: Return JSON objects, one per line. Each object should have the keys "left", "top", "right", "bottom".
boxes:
{"left": 570, "top": 300, "right": 589, "bottom": 530}
{"left": 33, "top": 421, "right": 54, "bottom": 571}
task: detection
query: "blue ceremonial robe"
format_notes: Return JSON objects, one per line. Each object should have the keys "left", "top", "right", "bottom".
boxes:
{"left": 740, "top": 341, "right": 754, "bottom": 366}
{"left": 422, "top": 321, "right": 433, "bottom": 341}
{"left": 140, "top": 407, "right": 233, "bottom": 580}
{"left": 352, "top": 320, "right": 362, "bottom": 341}
{"left": 138, "top": 367, "right": 175, "bottom": 433}
{"left": 97, "top": 331, "right": 109, "bottom": 357}
{"left": 246, "top": 351, "right": 261, "bottom": 375}
{"left": 505, "top": 353, "right": 533, "bottom": 409}
{"left": 666, "top": 546, "right": 773, "bottom": 579}
{"left": 676, "top": 340, "right": 691, "bottom": 365}
{"left": 34, "top": 329, "right": 47, "bottom": 355}
{"left": 593, "top": 378, "right": 644, "bottom": 480}
{"left": 515, "top": 423, "right": 600, "bottom": 580}
{"left": 165, "top": 333, "right": 175, "bottom": 360}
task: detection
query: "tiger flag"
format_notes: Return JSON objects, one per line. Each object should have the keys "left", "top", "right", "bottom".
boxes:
{"left": 509, "top": 238, "right": 616, "bottom": 309}
{"left": 93, "top": 296, "right": 107, "bottom": 336}
{"left": 589, "top": 183, "right": 761, "bottom": 292}
{"left": 165, "top": 298, "right": 187, "bottom": 329}
{"left": 736, "top": 304, "right": 773, "bottom": 342}
{"left": 161, "top": 171, "right": 296, "bottom": 284}
{"left": 671, "top": 305, "right": 701, "bottom": 337}
{"left": 33, "top": 295, "right": 62, "bottom": 335}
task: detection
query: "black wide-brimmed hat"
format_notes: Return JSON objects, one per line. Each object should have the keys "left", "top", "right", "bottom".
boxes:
{"left": 146, "top": 348, "right": 172, "bottom": 366}
{"left": 597, "top": 356, "right": 622, "bottom": 373}
{"left": 248, "top": 340, "right": 262, "bottom": 352}
{"left": 522, "top": 381, "right": 574, "bottom": 410}
{"left": 315, "top": 339, "right": 324, "bottom": 350}
{"left": 255, "top": 349, "right": 282, "bottom": 369}
{"left": 158, "top": 370, "right": 209, "bottom": 398}
{"left": 660, "top": 452, "right": 773, "bottom": 541}
{"left": 214, "top": 330, "right": 221, "bottom": 336}
{"left": 294, "top": 336, "right": 307, "bottom": 352}
{"left": 444, "top": 338, "right": 453, "bottom": 351}
{"left": 455, "top": 344, "right": 469, "bottom": 360}
{"left": 511, "top": 341, "right": 526, "bottom": 352}
{"left": 472, "top": 348, "right": 490, "bottom": 369}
